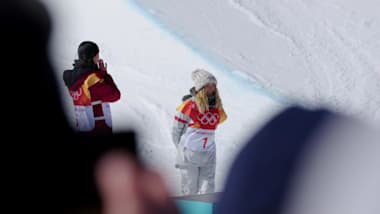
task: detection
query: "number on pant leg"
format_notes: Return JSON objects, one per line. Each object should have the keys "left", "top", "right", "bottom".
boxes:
{"left": 203, "top": 137, "right": 208, "bottom": 149}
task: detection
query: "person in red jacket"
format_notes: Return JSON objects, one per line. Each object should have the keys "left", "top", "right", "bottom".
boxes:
{"left": 63, "top": 41, "right": 121, "bottom": 135}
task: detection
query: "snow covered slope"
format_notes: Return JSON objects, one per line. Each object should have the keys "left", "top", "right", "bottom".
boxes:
{"left": 135, "top": 0, "right": 380, "bottom": 124}
{"left": 41, "top": 0, "right": 282, "bottom": 194}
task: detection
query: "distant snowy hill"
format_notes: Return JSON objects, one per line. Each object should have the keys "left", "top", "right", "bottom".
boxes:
{"left": 136, "top": 0, "right": 380, "bottom": 125}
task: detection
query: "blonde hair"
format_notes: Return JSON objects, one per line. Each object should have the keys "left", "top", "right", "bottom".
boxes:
{"left": 195, "top": 87, "right": 223, "bottom": 113}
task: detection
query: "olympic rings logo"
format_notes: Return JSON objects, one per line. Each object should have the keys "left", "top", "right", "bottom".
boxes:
{"left": 70, "top": 88, "right": 83, "bottom": 101}
{"left": 197, "top": 112, "right": 219, "bottom": 125}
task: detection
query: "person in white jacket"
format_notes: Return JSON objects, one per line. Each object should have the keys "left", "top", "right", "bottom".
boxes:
{"left": 172, "top": 69, "right": 227, "bottom": 195}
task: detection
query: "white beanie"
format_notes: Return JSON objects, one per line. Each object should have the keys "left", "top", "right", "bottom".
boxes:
{"left": 192, "top": 69, "right": 217, "bottom": 91}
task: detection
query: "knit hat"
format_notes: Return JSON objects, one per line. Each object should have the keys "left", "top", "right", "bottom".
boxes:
{"left": 77, "top": 41, "right": 99, "bottom": 62}
{"left": 192, "top": 69, "right": 217, "bottom": 91}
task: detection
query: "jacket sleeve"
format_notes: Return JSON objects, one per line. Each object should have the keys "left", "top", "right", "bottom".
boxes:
{"left": 172, "top": 111, "right": 191, "bottom": 147}
{"left": 219, "top": 107, "right": 227, "bottom": 124}
{"left": 89, "top": 72, "right": 121, "bottom": 102}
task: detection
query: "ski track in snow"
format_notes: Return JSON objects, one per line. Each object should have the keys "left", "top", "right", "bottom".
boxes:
{"left": 229, "top": 0, "right": 323, "bottom": 105}
{"left": 230, "top": 0, "right": 344, "bottom": 106}
{"left": 233, "top": 0, "right": 380, "bottom": 123}
{"left": 230, "top": 0, "right": 296, "bottom": 46}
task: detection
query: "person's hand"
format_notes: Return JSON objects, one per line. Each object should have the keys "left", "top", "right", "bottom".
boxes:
{"left": 98, "top": 59, "right": 107, "bottom": 72}
{"left": 96, "top": 151, "right": 179, "bottom": 214}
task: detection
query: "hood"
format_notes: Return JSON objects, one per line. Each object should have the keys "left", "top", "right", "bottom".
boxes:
{"left": 63, "top": 61, "right": 98, "bottom": 88}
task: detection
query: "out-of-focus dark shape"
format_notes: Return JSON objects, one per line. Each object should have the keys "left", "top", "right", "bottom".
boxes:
{"left": 1, "top": 0, "right": 136, "bottom": 213}
{"left": 215, "top": 107, "right": 380, "bottom": 214}
{"left": 96, "top": 151, "right": 180, "bottom": 214}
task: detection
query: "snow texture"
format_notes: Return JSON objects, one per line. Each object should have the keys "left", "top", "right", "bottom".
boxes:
{"left": 136, "top": 0, "right": 380, "bottom": 125}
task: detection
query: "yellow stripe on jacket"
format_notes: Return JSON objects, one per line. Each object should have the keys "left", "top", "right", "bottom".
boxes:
{"left": 82, "top": 73, "right": 102, "bottom": 99}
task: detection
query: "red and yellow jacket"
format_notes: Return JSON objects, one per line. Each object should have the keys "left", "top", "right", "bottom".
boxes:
{"left": 63, "top": 66, "right": 120, "bottom": 134}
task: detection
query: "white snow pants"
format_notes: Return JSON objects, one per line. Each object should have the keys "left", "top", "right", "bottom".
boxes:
{"left": 179, "top": 148, "right": 216, "bottom": 195}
